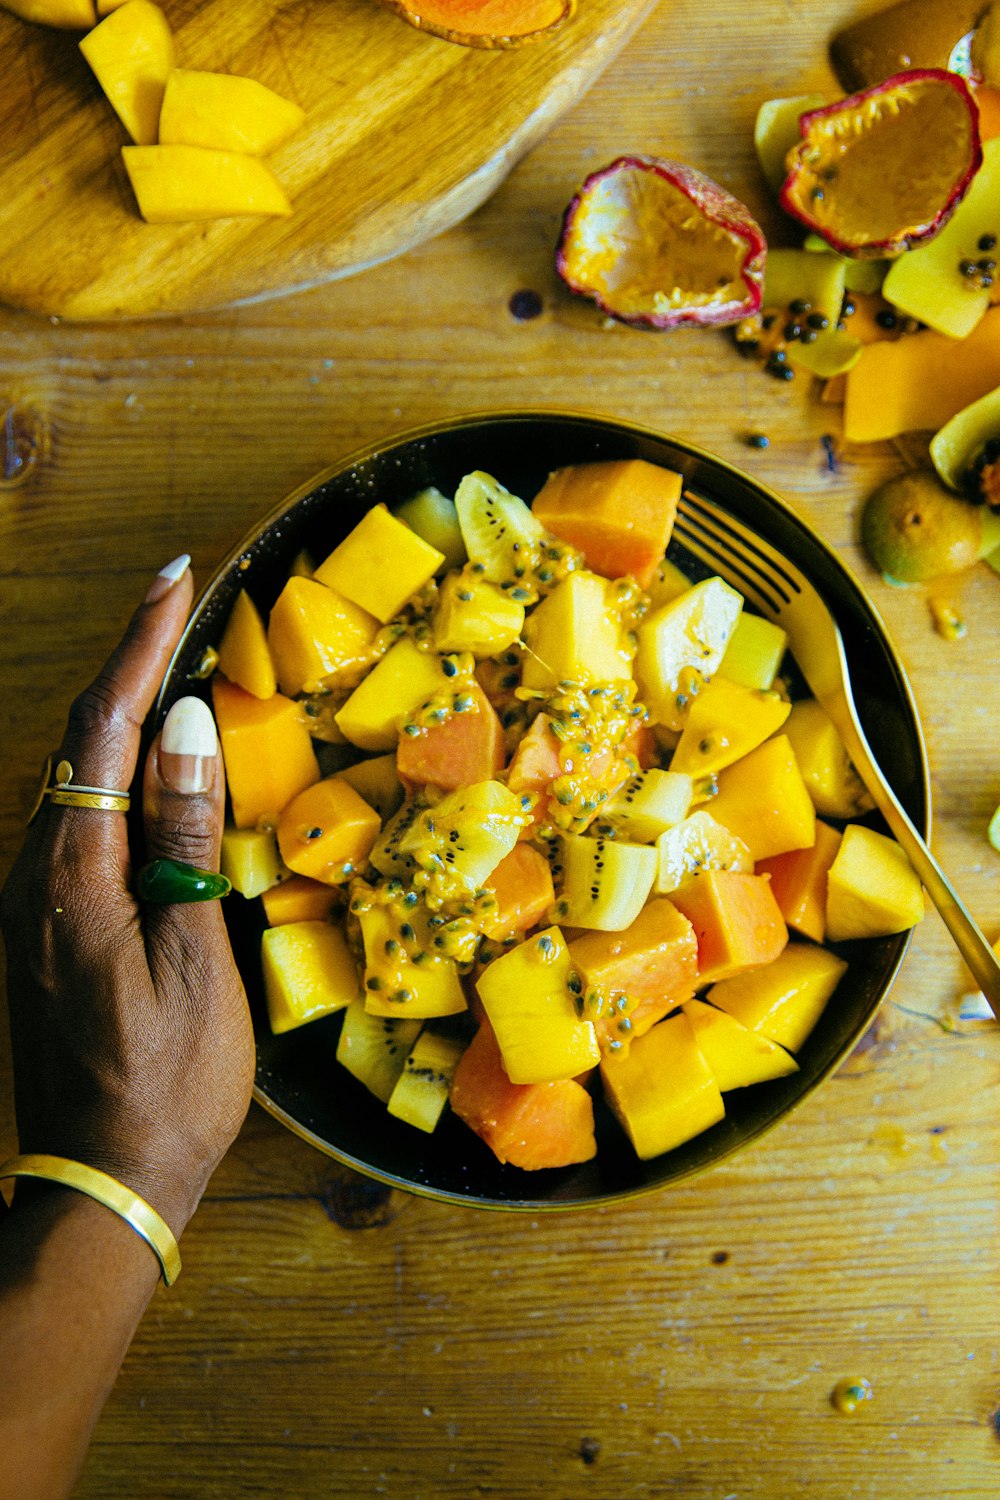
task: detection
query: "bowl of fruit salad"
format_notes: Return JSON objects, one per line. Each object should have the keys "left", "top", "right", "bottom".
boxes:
{"left": 157, "top": 410, "right": 929, "bottom": 1208}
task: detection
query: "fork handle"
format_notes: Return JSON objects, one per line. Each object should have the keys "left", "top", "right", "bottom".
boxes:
{"left": 828, "top": 698, "right": 1000, "bottom": 1017}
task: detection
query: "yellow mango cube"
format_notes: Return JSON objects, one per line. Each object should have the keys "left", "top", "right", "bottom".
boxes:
{"left": 670, "top": 676, "right": 790, "bottom": 778}
{"left": 314, "top": 504, "right": 444, "bottom": 623}
{"left": 634, "top": 576, "right": 743, "bottom": 730}
{"left": 432, "top": 571, "right": 524, "bottom": 657}
{"left": 718, "top": 612, "right": 788, "bottom": 690}
{"left": 266, "top": 575, "right": 379, "bottom": 697}
{"left": 475, "top": 928, "right": 600, "bottom": 1085}
{"left": 260, "top": 875, "right": 340, "bottom": 927}
{"left": 216, "top": 590, "right": 276, "bottom": 701}
{"left": 220, "top": 824, "right": 285, "bottom": 898}
{"left": 600, "top": 1011, "right": 725, "bottom": 1160}
{"left": 825, "top": 824, "right": 924, "bottom": 942}
{"left": 212, "top": 676, "right": 319, "bottom": 830}
{"left": 122, "top": 144, "right": 291, "bottom": 222}
{"left": 158, "top": 69, "right": 305, "bottom": 156}
{"left": 782, "top": 699, "right": 874, "bottom": 819}
{"left": 335, "top": 753, "right": 404, "bottom": 823}
{"left": 334, "top": 638, "right": 446, "bottom": 751}
{"left": 277, "top": 777, "right": 381, "bottom": 885}
{"left": 708, "top": 734, "right": 816, "bottom": 860}
{"left": 4, "top": 0, "right": 95, "bottom": 25}
{"left": 80, "top": 0, "right": 174, "bottom": 145}
{"left": 521, "top": 571, "right": 631, "bottom": 691}
{"left": 262, "top": 919, "right": 360, "bottom": 1034}
{"left": 357, "top": 902, "right": 467, "bottom": 1020}
{"left": 706, "top": 941, "right": 848, "bottom": 1053}
{"left": 682, "top": 998, "right": 798, "bottom": 1091}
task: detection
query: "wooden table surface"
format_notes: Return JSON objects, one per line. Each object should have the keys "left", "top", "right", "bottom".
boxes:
{"left": 2, "top": 2, "right": 999, "bottom": 1495}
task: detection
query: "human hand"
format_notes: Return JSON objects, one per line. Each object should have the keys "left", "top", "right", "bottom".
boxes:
{"left": 0, "top": 557, "right": 255, "bottom": 1236}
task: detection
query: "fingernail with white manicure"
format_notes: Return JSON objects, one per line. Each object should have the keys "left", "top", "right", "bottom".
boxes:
{"left": 160, "top": 697, "right": 218, "bottom": 795}
{"left": 145, "top": 554, "right": 191, "bottom": 604}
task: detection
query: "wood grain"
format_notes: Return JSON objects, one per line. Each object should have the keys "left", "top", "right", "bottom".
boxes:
{"left": 1, "top": 1, "right": 1000, "bottom": 1496}
{"left": 0, "top": 0, "right": 655, "bottom": 319}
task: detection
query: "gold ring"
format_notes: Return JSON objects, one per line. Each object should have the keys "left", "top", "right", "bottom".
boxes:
{"left": 28, "top": 756, "right": 130, "bottom": 824}
{"left": 50, "top": 788, "right": 131, "bottom": 811}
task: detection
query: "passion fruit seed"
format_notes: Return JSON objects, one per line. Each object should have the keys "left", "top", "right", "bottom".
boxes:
{"left": 831, "top": 1377, "right": 873, "bottom": 1415}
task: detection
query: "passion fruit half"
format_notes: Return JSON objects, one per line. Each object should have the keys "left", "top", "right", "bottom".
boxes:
{"left": 556, "top": 155, "right": 767, "bottom": 329}
{"left": 780, "top": 69, "right": 982, "bottom": 259}
{"left": 377, "top": 0, "right": 574, "bottom": 48}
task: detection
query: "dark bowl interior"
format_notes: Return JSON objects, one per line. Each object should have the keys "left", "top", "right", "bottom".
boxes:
{"left": 156, "top": 411, "right": 929, "bottom": 1210}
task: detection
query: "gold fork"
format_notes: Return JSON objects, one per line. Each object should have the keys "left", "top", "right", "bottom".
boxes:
{"left": 673, "top": 486, "right": 1000, "bottom": 1015}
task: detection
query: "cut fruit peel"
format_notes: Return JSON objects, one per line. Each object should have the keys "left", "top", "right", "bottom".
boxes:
{"left": 376, "top": 0, "right": 574, "bottom": 48}
{"left": 557, "top": 155, "right": 767, "bottom": 329}
{"left": 780, "top": 69, "right": 982, "bottom": 259}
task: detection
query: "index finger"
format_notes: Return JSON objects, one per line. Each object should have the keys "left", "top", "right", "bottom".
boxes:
{"left": 35, "top": 556, "right": 195, "bottom": 850}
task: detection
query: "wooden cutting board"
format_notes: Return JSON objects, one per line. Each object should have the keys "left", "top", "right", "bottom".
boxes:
{"left": 0, "top": 0, "right": 656, "bottom": 320}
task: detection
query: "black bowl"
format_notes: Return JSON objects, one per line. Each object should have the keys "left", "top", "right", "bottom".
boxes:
{"left": 156, "top": 411, "right": 930, "bottom": 1209}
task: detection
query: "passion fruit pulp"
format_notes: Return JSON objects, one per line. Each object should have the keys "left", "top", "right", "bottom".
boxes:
{"left": 780, "top": 69, "right": 982, "bottom": 259}
{"left": 556, "top": 155, "right": 767, "bottom": 329}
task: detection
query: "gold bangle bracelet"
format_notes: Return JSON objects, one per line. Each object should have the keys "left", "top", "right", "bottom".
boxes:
{"left": 0, "top": 1154, "right": 181, "bottom": 1286}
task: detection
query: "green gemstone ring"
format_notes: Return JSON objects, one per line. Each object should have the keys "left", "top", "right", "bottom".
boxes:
{"left": 136, "top": 858, "right": 231, "bottom": 904}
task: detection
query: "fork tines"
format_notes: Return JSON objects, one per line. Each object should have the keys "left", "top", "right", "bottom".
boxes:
{"left": 673, "top": 489, "right": 800, "bottom": 616}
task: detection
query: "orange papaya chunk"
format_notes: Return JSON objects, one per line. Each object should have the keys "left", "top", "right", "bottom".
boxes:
{"left": 506, "top": 713, "right": 562, "bottom": 795}
{"left": 396, "top": 682, "right": 504, "bottom": 791}
{"left": 531, "top": 459, "right": 682, "bottom": 588}
{"left": 212, "top": 676, "right": 319, "bottom": 830}
{"left": 277, "top": 777, "right": 381, "bottom": 884}
{"left": 975, "top": 85, "right": 1000, "bottom": 144}
{"left": 669, "top": 870, "right": 788, "bottom": 985}
{"left": 756, "top": 819, "right": 843, "bottom": 944}
{"left": 844, "top": 306, "right": 1000, "bottom": 443}
{"left": 482, "top": 843, "right": 555, "bottom": 940}
{"left": 449, "top": 1020, "right": 597, "bottom": 1171}
{"left": 780, "top": 71, "right": 981, "bottom": 259}
{"left": 708, "top": 735, "right": 816, "bottom": 862}
{"left": 568, "top": 897, "right": 699, "bottom": 1049}
{"left": 261, "top": 875, "right": 341, "bottom": 927}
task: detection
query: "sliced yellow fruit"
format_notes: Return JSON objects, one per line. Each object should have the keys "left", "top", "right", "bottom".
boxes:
{"left": 476, "top": 927, "right": 600, "bottom": 1085}
{"left": 122, "top": 144, "right": 292, "bottom": 222}
{"left": 682, "top": 998, "right": 799, "bottom": 1091}
{"left": 600, "top": 1011, "right": 725, "bottom": 1160}
{"left": 825, "top": 824, "right": 924, "bottom": 942}
{"left": 3, "top": 0, "right": 96, "bottom": 24}
{"left": 80, "top": 0, "right": 174, "bottom": 146}
{"left": 262, "top": 919, "right": 360, "bottom": 1035}
{"left": 158, "top": 68, "right": 305, "bottom": 156}
{"left": 216, "top": 589, "right": 276, "bottom": 701}
{"left": 706, "top": 942, "right": 848, "bottom": 1053}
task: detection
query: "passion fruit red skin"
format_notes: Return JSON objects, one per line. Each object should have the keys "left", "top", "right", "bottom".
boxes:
{"left": 779, "top": 69, "right": 983, "bottom": 259}
{"left": 556, "top": 154, "right": 768, "bottom": 330}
